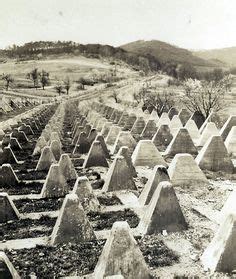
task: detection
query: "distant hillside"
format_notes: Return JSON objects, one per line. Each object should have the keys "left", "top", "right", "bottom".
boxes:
{"left": 194, "top": 47, "right": 236, "bottom": 67}
{"left": 121, "top": 40, "right": 220, "bottom": 67}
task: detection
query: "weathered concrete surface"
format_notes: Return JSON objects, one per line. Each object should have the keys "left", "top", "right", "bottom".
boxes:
{"left": 131, "top": 117, "right": 146, "bottom": 140}
{"left": 117, "top": 146, "right": 137, "bottom": 177}
{"left": 59, "top": 153, "right": 78, "bottom": 181}
{"left": 168, "top": 154, "right": 209, "bottom": 187}
{"left": 152, "top": 124, "right": 173, "bottom": 152}
{"left": 220, "top": 115, "right": 236, "bottom": 141}
{"left": 178, "top": 108, "right": 191, "bottom": 126}
{"left": 132, "top": 140, "right": 167, "bottom": 167}
{"left": 83, "top": 141, "right": 108, "bottom": 168}
{"left": 94, "top": 221, "right": 152, "bottom": 279}
{"left": 72, "top": 176, "right": 100, "bottom": 212}
{"left": 164, "top": 128, "right": 198, "bottom": 157}
{"left": 201, "top": 213, "right": 236, "bottom": 273}
{"left": 50, "top": 194, "right": 96, "bottom": 245}
{"left": 139, "top": 165, "right": 169, "bottom": 206}
{"left": 73, "top": 132, "right": 90, "bottom": 154}
{"left": 169, "top": 115, "right": 183, "bottom": 137}
{"left": 9, "top": 137, "right": 22, "bottom": 151}
{"left": 101, "top": 122, "right": 113, "bottom": 138}
{"left": 95, "top": 135, "right": 110, "bottom": 159}
{"left": 191, "top": 111, "right": 205, "bottom": 129}
{"left": 112, "top": 131, "right": 136, "bottom": 155}
{"left": 138, "top": 181, "right": 187, "bottom": 234}
{"left": 185, "top": 119, "right": 200, "bottom": 141}
{"left": 106, "top": 125, "right": 121, "bottom": 146}
{"left": 196, "top": 135, "right": 234, "bottom": 173}
{"left": 50, "top": 140, "right": 62, "bottom": 161}
{"left": 36, "top": 146, "right": 56, "bottom": 171}
{"left": 0, "top": 193, "right": 20, "bottom": 223}
{"left": 41, "top": 163, "right": 69, "bottom": 198}
{"left": 1, "top": 147, "right": 19, "bottom": 164}
{"left": 157, "top": 112, "right": 170, "bottom": 126}
{"left": 102, "top": 155, "right": 137, "bottom": 192}
{"left": 0, "top": 164, "right": 19, "bottom": 187}
{"left": 33, "top": 136, "right": 47, "bottom": 156}
{"left": 123, "top": 114, "right": 137, "bottom": 131}
{"left": 225, "top": 126, "right": 236, "bottom": 157}
{"left": 197, "top": 122, "right": 219, "bottom": 147}
{"left": 141, "top": 119, "right": 157, "bottom": 139}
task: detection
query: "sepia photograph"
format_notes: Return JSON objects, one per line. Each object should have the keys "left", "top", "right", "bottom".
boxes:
{"left": 0, "top": 0, "right": 236, "bottom": 278}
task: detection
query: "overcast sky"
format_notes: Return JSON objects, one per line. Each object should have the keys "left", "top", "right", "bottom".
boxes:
{"left": 1, "top": 0, "right": 236, "bottom": 50}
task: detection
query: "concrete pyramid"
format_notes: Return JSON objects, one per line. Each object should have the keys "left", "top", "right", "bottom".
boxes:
{"left": 141, "top": 119, "right": 157, "bottom": 139}
{"left": 165, "top": 128, "right": 198, "bottom": 157}
{"left": 0, "top": 252, "right": 20, "bottom": 278}
{"left": 94, "top": 221, "right": 152, "bottom": 279}
{"left": 84, "top": 124, "right": 92, "bottom": 137}
{"left": 178, "top": 108, "right": 191, "bottom": 126}
{"left": 106, "top": 125, "right": 121, "bottom": 145}
{"left": 50, "top": 140, "right": 61, "bottom": 161}
{"left": 139, "top": 165, "right": 169, "bottom": 206}
{"left": 0, "top": 164, "right": 19, "bottom": 187}
{"left": 118, "top": 111, "right": 129, "bottom": 127}
{"left": 220, "top": 115, "right": 236, "bottom": 141}
{"left": 131, "top": 117, "right": 146, "bottom": 140}
{"left": 114, "top": 111, "right": 123, "bottom": 124}
{"left": 33, "top": 136, "right": 47, "bottom": 156}
{"left": 41, "top": 163, "right": 69, "bottom": 198}
{"left": 50, "top": 131, "right": 61, "bottom": 144}
{"left": 197, "top": 122, "right": 219, "bottom": 147}
{"left": 168, "top": 154, "right": 209, "bottom": 187}
{"left": 9, "top": 137, "right": 22, "bottom": 151}
{"left": 117, "top": 146, "right": 137, "bottom": 177}
{"left": 101, "top": 122, "right": 112, "bottom": 138}
{"left": 83, "top": 141, "right": 109, "bottom": 168}
{"left": 191, "top": 111, "right": 205, "bottom": 129}
{"left": 185, "top": 119, "right": 200, "bottom": 141}
{"left": 225, "top": 126, "right": 236, "bottom": 157}
{"left": 17, "top": 131, "right": 29, "bottom": 143}
{"left": 88, "top": 128, "right": 98, "bottom": 144}
{"left": 2, "top": 135, "right": 10, "bottom": 148}
{"left": 168, "top": 107, "right": 179, "bottom": 120}
{"left": 59, "top": 153, "right": 78, "bottom": 181}
{"left": 0, "top": 193, "right": 20, "bottom": 223}
{"left": 169, "top": 115, "right": 183, "bottom": 136}
{"left": 96, "top": 119, "right": 107, "bottom": 132}
{"left": 35, "top": 146, "right": 56, "bottom": 171}
{"left": 150, "top": 110, "right": 159, "bottom": 121}
{"left": 157, "top": 112, "right": 170, "bottom": 126}
{"left": 1, "top": 147, "right": 19, "bottom": 164}
{"left": 102, "top": 155, "right": 137, "bottom": 192}
{"left": 50, "top": 193, "right": 96, "bottom": 245}
{"left": 123, "top": 114, "right": 137, "bottom": 131}
{"left": 72, "top": 176, "right": 100, "bottom": 212}
{"left": 138, "top": 181, "right": 187, "bottom": 234}
{"left": 196, "top": 135, "right": 234, "bottom": 173}
{"left": 132, "top": 140, "right": 167, "bottom": 167}
{"left": 112, "top": 131, "right": 136, "bottom": 155}
{"left": 72, "top": 125, "right": 83, "bottom": 145}
{"left": 152, "top": 124, "right": 173, "bottom": 151}
{"left": 95, "top": 135, "right": 110, "bottom": 159}
{"left": 73, "top": 132, "right": 90, "bottom": 154}
{"left": 201, "top": 213, "right": 236, "bottom": 273}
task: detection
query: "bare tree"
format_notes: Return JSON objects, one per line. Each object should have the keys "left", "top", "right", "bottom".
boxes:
{"left": 27, "top": 68, "right": 39, "bottom": 89}
{"left": 55, "top": 83, "right": 64, "bottom": 95}
{"left": 182, "top": 76, "right": 232, "bottom": 118}
{"left": 1, "top": 73, "right": 14, "bottom": 91}
{"left": 144, "top": 90, "right": 175, "bottom": 115}
{"left": 64, "top": 77, "right": 71, "bottom": 95}
{"left": 39, "top": 70, "right": 50, "bottom": 90}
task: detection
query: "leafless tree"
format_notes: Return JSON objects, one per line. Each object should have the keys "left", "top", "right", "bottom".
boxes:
{"left": 64, "top": 77, "right": 71, "bottom": 95}
{"left": 55, "top": 83, "right": 64, "bottom": 95}
{"left": 1, "top": 73, "right": 14, "bottom": 91}
{"left": 39, "top": 70, "right": 49, "bottom": 90}
{"left": 182, "top": 75, "right": 232, "bottom": 118}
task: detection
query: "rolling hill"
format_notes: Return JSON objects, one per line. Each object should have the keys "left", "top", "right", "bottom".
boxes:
{"left": 121, "top": 40, "right": 222, "bottom": 67}
{"left": 194, "top": 47, "right": 236, "bottom": 67}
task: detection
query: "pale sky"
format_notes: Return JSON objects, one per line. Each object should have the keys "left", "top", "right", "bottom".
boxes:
{"left": 1, "top": 0, "right": 236, "bottom": 50}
